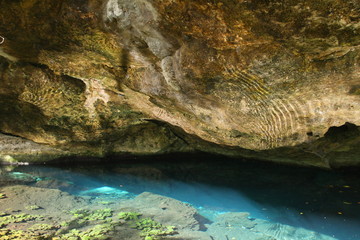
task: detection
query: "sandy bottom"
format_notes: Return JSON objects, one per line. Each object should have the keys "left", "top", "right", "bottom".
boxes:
{"left": 0, "top": 183, "right": 337, "bottom": 240}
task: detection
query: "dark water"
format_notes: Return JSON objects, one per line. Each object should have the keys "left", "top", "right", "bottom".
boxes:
{"left": 1, "top": 154, "right": 360, "bottom": 240}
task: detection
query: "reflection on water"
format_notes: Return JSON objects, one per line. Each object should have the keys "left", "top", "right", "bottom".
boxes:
{"left": 1, "top": 154, "right": 360, "bottom": 240}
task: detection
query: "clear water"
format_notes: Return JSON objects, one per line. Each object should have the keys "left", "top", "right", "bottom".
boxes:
{"left": 1, "top": 154, "right": 360, "bottom": 240}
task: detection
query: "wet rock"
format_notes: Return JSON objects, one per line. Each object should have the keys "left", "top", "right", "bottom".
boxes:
{"left": 206, "top": 212, "right": 337, "bottom": 240}
{"left": 0, "top": 185, "right": 88, "bottom": 217}
{"left": 215, "top": 212, "right": 257, "bottom": 229}
{"left": 132, "top": 192, "right": 205, "bottom": 231}
{"left": 252, "top": 219, "right": 337, "bottom": 240}
{"left": 0, "top": 184, "right": 342, "bottom": 240}
{"left": 34, "top": 179, "right": 80, "bottom": 192}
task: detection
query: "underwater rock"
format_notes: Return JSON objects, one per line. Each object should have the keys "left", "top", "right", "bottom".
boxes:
{"left": 252, "top": 219, "right": 338, "bottom": 240}
{"left": 132, "top": 192, "right": 204, "bottom": 231}
{"left": 0, "top": 183, "right": 347, "bottom": 240}
{"left": 0, "top": 185, "right": 211, "bottom": 239}
{"left": 206, "top": 212, "right": 337, "bottom": 240}
{"left": 34, "top": 179, "right": 76, "bottom": 192}
{"left": 214, "top": 212, "right": 257, "bottom": 229}
{"left": 79, "top": 186, "right": 131, "bottom": 199}
{"left": 0, "top": 0, "right": 359, "bottom": 167}
{"left": 0, "top": 185, "right": 89, "bottom": 214}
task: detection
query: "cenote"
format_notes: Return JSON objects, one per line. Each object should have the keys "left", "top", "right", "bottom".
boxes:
{"left": 1, "top": 154, "right": 359, "bottom": 240}
{"left": 1, "top": 0, "right": 360, "bottom": 239}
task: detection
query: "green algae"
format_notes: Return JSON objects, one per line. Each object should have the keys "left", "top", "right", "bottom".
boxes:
{"left": 25, "top": 205, "right": 42, "bottom": 211}
{"left": 70, "top": 208, "right": 113, "bottom": 221}
{"left": 0, "top": 213, "right": 49, "bottom": 239}
{"left": 0, "top": 201, "right": 175, "bottom": 240}
{"left": 28, "top": 223, "right": 57, "bottom": 231}
{"left": 0, "top": 213, "right": 41, "bottom": 226}
{"left": 0, "top": 228, "right": 51, "bottom": 240}
{"left": 57, "top": 224, "right": 114, "bottom": 240}
{"left": 0, "top": 207, "right": 117, "bottom": 240}
{"left": 53, "top": 208, "right": 118, "bottom": 239}
{"left": 136, "top": 218, "right": 176, "bottom": 240}
{"left": 118, "top": 211, "right": 142, "bottom": 221}
{"left": 118, "top": 212, "right": 177, "bottom": 240}
{"left": 54, "top": 223, "right": 115, "bottom": 240}
{"left": 0, "top": 220, "right": 57, "bottom": 239}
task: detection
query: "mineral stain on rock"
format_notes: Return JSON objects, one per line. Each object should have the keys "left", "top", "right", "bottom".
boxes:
{"left": 0, "top": 0, "right": 359, "bottom": 167}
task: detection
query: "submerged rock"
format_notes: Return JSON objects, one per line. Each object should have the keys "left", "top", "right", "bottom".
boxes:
{"left": 79, "top": 186, "right": 131, "bottom": 199}
{"left": 207, "top": 212, "right": 337, "bottom": 240}
{"left": 0, "top": 0, "right": 359, "bottom": 167}
{"left": 132, "top": 192, "right": 205, "bottom": 231}
{"left": 214, "top": 212, "right": 257, "bottom": 229}
{"left": 0, "top": 184, "right": 346, "bottom": 240}
{"left": 0, "top": 185, "right": 210, "bottom": 239}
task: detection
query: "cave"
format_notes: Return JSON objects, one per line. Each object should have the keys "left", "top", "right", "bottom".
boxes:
{"left": 0, "top": 0, "right": 359, "bottom": 239}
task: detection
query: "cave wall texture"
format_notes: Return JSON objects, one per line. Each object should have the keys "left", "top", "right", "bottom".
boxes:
{"left": 0, "top": 0, "right": 359, "bottom": 168}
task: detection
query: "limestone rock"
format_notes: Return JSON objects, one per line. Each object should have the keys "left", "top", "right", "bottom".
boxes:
{"left": 132, "top": 192, "right": 204, "bottom": 231}
{"left": 206, "top": 212, "right": 337, "bottom": 240}
{"left": 0, "top": 134, "right": 69, "bottom": 164}
{"left": 0, "top": 0, "right": 359, "bottom": 167}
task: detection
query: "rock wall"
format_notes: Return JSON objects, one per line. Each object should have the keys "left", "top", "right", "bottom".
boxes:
{"left": 0, "top": 0, "right": 359, "bottom": 167}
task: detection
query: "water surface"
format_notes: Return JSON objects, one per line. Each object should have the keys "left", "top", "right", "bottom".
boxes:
{"left": 1, "top": 154, "right": 359, "bottom": 240}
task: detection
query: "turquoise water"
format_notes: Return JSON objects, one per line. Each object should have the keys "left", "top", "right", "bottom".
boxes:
{"left": 1, "top": 155, "right": 360, "bottom": 240}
